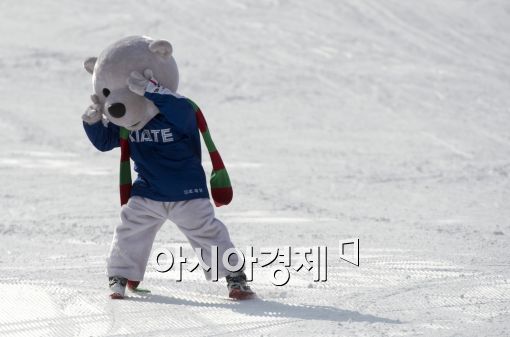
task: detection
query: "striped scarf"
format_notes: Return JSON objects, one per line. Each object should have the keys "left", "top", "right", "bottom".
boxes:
{"left": 119, "top": 100, "right": 233, "bottom": 207}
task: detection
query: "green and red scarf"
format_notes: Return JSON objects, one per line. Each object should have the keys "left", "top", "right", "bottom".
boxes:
{"left": 118, "top": 100, "right": 233, "bottom": 207}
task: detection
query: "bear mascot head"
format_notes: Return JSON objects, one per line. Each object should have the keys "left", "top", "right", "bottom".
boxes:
{"left": 83, "top": 35, "right": 179, "bottom": 131}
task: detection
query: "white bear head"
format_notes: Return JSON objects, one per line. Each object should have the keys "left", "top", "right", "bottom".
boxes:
{"left": 84, "top": 36, "right": 179, "bottom": 131}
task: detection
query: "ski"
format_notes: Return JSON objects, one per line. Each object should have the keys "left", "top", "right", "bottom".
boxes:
{"left": 229, "top": 288, "right": 256, "bottom": 300}
{"left": 127, "top": 280, "right": 151, "bottom": 294}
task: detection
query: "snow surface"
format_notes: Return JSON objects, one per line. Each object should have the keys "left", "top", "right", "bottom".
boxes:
{"left": 1, "top": 0, "right": 510, "bottom": 336}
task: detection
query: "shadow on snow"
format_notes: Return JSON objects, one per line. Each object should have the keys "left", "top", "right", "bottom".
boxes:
{"left": 127, "top": 294, "right": 400, "bottom": 324}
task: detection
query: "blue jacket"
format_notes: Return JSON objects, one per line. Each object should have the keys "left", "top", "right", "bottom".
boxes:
{"left": 83, "top": 91, "right": 209, "bottom": 202}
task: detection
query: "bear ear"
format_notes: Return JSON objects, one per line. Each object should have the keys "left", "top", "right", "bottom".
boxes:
{"left": 149, "top": 40, "right": 173, "bottom": 58}
{"left": 83, "top": 57, "right": 97, "bottom": 75}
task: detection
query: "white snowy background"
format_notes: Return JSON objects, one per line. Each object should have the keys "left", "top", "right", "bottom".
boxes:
{"left": 1, "top": 0, "right": 510, "bottom": 336}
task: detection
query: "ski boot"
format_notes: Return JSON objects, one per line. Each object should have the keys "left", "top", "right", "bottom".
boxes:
{"left": 226, "top": 271, "right": 256, "bottom": 300}
{"left": 109, "top": 276, "right": 127, "bottom": 299}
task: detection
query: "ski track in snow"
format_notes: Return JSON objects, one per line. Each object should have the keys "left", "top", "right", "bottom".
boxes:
{"left": 1, "top": 0, "right": 510, "bottom": 336}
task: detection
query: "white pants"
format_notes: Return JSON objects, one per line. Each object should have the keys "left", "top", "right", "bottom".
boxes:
{"left": 106, "top": 196, "right": 238, "bottom": 281}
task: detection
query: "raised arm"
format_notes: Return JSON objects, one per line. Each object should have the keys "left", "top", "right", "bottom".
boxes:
{"left": 82, "top": 94, "right": 120, "bottom": 152}
{"left": 127, "top": 69, "right": 196, "bottom": 134}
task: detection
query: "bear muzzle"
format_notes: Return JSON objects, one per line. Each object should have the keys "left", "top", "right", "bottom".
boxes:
{"left": 108, "top": 103, "right": 126, "bottom": 118}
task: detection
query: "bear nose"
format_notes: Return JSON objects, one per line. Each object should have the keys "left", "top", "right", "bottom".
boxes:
{"left": 108, "top": 103, "right": 126, "bottom": 118}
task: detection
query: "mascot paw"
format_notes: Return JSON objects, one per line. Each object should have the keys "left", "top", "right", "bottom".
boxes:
{"left": 82, "top": 94, "right": 104, "bottom": 125}
{"left": 127, "top": 68, "right": 158, "bottom": 96}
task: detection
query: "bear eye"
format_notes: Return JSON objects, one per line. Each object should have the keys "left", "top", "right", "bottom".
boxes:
{"left": 102, "top": 88, "right": 110, "bottom": 97}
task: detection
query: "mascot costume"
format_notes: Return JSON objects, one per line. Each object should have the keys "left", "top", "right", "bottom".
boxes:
{"left": 82, "top": 36, "right": 254, "bottom": 300}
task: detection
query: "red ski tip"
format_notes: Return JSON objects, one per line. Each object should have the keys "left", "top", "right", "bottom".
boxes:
{"left": 229, "top": 288, "right": 256, "bottom": 300}
{"left": 110, "top": 293, "right": 124, "bottom": 299}
{"left": 127, "top": 280, "right": 140, "bottom": 290}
